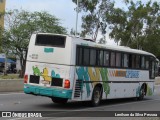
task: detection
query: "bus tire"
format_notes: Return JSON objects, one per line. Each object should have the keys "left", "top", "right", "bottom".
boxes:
{"left": 91, "top": 86, "right": 102, "bottom": 107}
{"left": 138, "top": 85, "right": 146, "bottom": 100}
{"left": 51, "top": 97, "right": 68, "bottom": 104}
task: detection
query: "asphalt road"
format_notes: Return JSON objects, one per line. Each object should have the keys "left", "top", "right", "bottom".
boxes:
{"left": 0, "top": 86, "right": 160, "bottom": 120}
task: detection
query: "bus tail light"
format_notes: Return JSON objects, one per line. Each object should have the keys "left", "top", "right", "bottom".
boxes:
{"left": 64, "top": 79, "right": 70, "bottom": 88}
{"left": 24, "top": 75, "right": 28, "bottom": 83}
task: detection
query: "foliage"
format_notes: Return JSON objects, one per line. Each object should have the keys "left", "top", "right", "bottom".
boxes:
{"left": 0, "top": 11, "right": 5, "bottom": 52}
{"left": 2, "top": 9, "right": 67, "bottom": 77}
{"left": 73, "top": 0, "right": 160, "bottom": 58}
{"left": 70, "top": 28, "right": 80, "bottom": 36}
{"left": 106, "top": 0, "right": 160, "bottom": 58}
{"left": 0, "top": 27, "right": 3, "bottom": 52}
{"left": 72, "top": 0, "right": 114, "bottom": 41}
{"left": 98, "top": 35, "right": 106, "bottom": 44}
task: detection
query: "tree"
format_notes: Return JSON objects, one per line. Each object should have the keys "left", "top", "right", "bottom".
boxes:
{"left": 0, "top": 11, "right": 5, "bottom": 52}
{"left": 98, "top": 35, "right": 106, "bottom": 44}
{"left": 70, "top": 28, "right": 80, "bottom": 36}
{"left": 0, "top": 27, "right": 3, "bottom": 52}
{"left": 106, "top": 0, "right": 160, "bottom": 58}
{"left": 2, "top": 9, "right": 67, "bottom": 77}
{"left": 72, "top": 0, "right": 114, "bottom": 41}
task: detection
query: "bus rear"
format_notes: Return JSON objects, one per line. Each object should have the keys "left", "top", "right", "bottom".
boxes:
{"left": 24, "top": 33, "right": 73, "bottom": 103}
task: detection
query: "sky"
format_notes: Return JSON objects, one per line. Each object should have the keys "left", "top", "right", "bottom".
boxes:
{"left": 6, "top": 0, "right": 78, "bottom": 32}
{"left": 6, "top": 0, "right": 118, "bottom": 45}
{"left": 5, "top": 0, "right": 160, "bottom": 45}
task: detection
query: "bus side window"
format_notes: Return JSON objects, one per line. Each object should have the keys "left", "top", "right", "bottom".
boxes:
{"left": 104, "top": 51, "right": 110, "bottom": 66}
{"left": 149, "top": 58, "right": 155, "bottom": 79}
{"left": 145, "top": 57, "right": 149, "bottom": 69}
{"left": 122, "top": 53, "right": 129, "bottom": 68}
{"left": 76, "top": 47, "right": 83, "bottom": 65}
{"left": 116, "top": 52, "right": 121, "bottom": 67}
{"left": 151, "top": 61, "right": 155, "bottom": 78}
{"left": 83, "top": 48, "right": 90, "bottom": 66}
{"left": 97, "top": 50, "right": 104, "bottom": 66}
{"left": 100, "top": 50, "right": 104, "bottom": 66}
{"left": 128, "top": 54, "right": 132, "bottom": 68}
{"left": 136, "top": 55, "right": 140, "bottom": 69}
{"left": 90, "top": 49, "right": 96, "bottom": 66}
{"left": 132, "top": 55, "right": 136, "bottom": 68}
{"left": 155, "top": 60, "right": 159, "bottom": 77}
{"left": 141, "top": 56, "right": 145, "bottom": 69}
{"left": 110, "top": 52, "right": 115, "bottom": 67}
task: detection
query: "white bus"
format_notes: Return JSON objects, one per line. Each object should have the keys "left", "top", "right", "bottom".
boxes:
{"left": 24, "top": 33, "right": 158, "bottom": 106}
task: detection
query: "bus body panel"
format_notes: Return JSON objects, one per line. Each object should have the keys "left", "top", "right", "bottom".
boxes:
{"left": 24, "top": 61, "right": 74, "bottom": 99}
{"left": 27, "top": 34, "right": 72, "bottom": 65}
{"left": 24, "top": 33, "right": 157, "bottom": 104}
{"left": 72, "top": 67, "right": 154, "bottom": 101}
{"left": 24, "top": 34, "right": 74, "bottom": 99}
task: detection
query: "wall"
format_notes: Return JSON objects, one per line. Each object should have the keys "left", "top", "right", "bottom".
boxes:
{"left": 0, "top": 79, "right": 23, "bottom": 92}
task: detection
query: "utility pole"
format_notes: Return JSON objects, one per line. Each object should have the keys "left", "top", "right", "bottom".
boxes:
{"left": 75, "top": 0, "right": 82, "bottom": 36}
{"left": 75, "top": 0, "right": 79, "bottom": 36}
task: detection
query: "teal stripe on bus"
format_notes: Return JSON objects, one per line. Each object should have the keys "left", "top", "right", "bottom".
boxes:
{"left": 24, "top": 84, "right": 72, "bottom": 99}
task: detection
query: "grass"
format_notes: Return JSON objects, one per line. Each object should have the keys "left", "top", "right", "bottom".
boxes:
{"left": 0, "top": 74, "right": 21, "bottom": 79}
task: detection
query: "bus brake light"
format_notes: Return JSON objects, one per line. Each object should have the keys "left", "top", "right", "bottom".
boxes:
{"left": 64, "top": 79, "right": 70, "bottom": 88}
{"left": 24, "top": 75, "right": 28, "bottom": 83}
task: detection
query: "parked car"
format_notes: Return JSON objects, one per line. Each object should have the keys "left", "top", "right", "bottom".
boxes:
{"left": 158, "top": 66, "right": 160, "bottom": 76}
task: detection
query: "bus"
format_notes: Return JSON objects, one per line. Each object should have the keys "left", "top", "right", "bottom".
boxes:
{"left": 24, "top": 33, "right": 158, "bottom": 106}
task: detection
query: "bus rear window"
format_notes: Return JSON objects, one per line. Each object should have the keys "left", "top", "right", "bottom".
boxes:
{"left": 35, "top": 34, "right": 66, "bottom": 47}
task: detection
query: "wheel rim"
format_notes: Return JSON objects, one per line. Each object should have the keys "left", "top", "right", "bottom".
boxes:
{"left": 94, "top": 90, "right": 100, "bottom": 104}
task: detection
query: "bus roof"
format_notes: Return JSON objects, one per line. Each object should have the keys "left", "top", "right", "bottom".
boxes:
{"left": 72, "top": 36, "right": 156, "bottom": 58}
{"left": 35, "top": 33, "right": 156, "bottom": 58}
{"left": 97, "top": 44, "right": 156, "bottom": 58}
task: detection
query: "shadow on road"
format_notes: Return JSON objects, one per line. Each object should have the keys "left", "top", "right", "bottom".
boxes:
{"left": 34, "top": 97, "right": 151, "bottom": 110}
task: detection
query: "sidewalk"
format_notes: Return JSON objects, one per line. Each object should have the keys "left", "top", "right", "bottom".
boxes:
{"left": 0, "top": 79, "right": 23, "bottom": 92}
{"left": 155, "top": 77, "right": 160, "bottom": 85}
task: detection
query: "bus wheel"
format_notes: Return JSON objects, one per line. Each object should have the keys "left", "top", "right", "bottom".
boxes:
{"left": 138, "top": 86, "right": 145, "bottom": 100}
{"left": 91, "top": 86, "right": 102, "bottom": 107}
{"left": 51, "top": 97, "right": 68, "bottom": 104}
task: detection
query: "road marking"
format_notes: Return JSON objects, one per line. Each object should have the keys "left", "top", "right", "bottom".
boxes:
{"left": 0, "top": 93, "right": 25, "bottom": 96}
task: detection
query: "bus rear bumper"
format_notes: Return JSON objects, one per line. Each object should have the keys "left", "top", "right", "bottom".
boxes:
{"left": 24, "top": 84, "right": 72, "bottom": 99}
